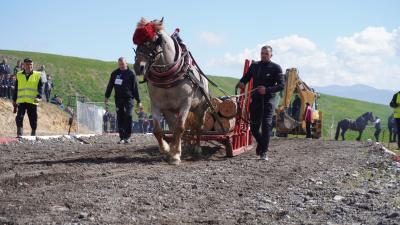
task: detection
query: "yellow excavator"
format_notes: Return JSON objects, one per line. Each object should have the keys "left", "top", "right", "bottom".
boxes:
{"left": 275, "top": 68, "right": 323, "bottom": 138}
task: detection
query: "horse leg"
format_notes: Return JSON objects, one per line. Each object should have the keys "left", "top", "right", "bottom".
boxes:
{"left": 356, "top": 130, "right": 363, "bottom": 141}
{"left": 162, "top": 111, "right": 177, "bottom": 131}
{"left": 169, "top": 104, "right": 191, "bottom": 165}
{"left": 341, "top": 128, "right": 347, "bottom": 141}
{"left": 192, "top": 107, "right": 207, "bottom": 155}
{"left": 152, "top": 107, "right": 170, "bottom": 154}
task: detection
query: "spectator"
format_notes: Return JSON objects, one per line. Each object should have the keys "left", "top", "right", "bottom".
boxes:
{"left": 1, "top": 74, "right": 10, "bottom": 99}
{"left": 374, "top": 116, "right": 381, "bottom": 142}
{"left": 103, "top": 109, "right": 111, "bottom": 133}
{"left": 50, "top": 94, "right": 64, "bottom": 109}
{"left": 64, "top": 106, "right": 74, "bottom": 116}
{"left": 0, "top": 74, "right": 4, "bottom": 98}
{"left": 13, "top": 60, "right": 22, "bottom": 75}
{"left": 0, "top": 58, "right": 11, "bottom": 75}
{"left": 304, "top": 102, "right": 313, "bottom": 138}
{"left": 136, "top": 106, "right": 147, "bottom": 133}
{"left": 148, "top": 114, "right": 153, "bottom": 133}
{"left": 143, "top": 114, "right": 150, "bottom": 133}
{"left": 38, "top": 65, "right": 47, "bottom": 99}
{"left": 8, "top": 75, "right": 16, "bottom": 99}
{"left": 45, "top": 74, "right": 54, "bottom": 102}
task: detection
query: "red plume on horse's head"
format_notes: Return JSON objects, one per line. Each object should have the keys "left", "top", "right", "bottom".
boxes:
{"left": 133, "top": 17, "right": 165, "bottom": 45}
{"left": 133, "top": 22, "right": 156, "bottom": 45}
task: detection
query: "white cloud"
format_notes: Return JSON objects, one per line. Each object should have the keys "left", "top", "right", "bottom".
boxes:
{"left": 207, "top": 27, "right": 400, "bottom": 91}
{"left": 336, "top": 27, "right": 395, "bottom": 56}
{"left": 199, "top": 31, "right": 224, "bottom": 45}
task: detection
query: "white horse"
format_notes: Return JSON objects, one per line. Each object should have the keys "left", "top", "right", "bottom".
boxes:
{"left": 133, "top": 18, "right": 209, "bottom": 165}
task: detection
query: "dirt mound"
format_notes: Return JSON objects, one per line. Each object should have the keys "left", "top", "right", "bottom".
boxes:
{"left": 0, "top": 99, "right": 77, "bottom": 137}
{"left": 0, "top": 136, "right": 399, "bottom": 224}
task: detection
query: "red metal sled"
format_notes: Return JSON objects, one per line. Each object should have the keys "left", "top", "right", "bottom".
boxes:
{"left": 164, "top": 59, "right": 254, "bottom": 157}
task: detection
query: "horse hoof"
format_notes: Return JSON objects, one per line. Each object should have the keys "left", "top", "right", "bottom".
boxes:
{"left": 193, "top": 145, "right": 202, "bottom": 154}
{"left": 168, "top": 158, "right": 181, "bottom": 165}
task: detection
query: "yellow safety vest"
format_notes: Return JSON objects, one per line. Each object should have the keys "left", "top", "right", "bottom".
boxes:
{"left": 394, "top": 92, "right": 400, "bottom": 118}
{"left": 16, "top": 71, "right": 41, "bottom": 105}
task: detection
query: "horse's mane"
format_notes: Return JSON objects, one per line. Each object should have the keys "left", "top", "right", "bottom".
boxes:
{"left": 136, "top": 17, "right": 164, "bottom": 31}
{"left": 136, "top": 17, "right": 148, "bottom": 29}
{"left": 363, "top": 112, "right": 372, "bottom": 117}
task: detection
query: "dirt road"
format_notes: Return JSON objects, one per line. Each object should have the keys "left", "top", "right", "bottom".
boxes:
{"left": 0, "top": 135, "right": 399, "bottom": 224}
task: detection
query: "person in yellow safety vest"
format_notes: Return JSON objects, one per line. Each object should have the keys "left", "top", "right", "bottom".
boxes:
{"left": 12, "top": 58, "right": 44, "bottom": 137}
{"left": 389, "top": 90, "right": 400, "bottom": 149}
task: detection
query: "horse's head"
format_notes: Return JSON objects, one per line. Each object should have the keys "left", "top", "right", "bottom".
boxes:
{"left": 364, "top": 112, "right": 375, "bottom": 123}
{"left": 132, "top": 17, "right": 165, "bottom": 76}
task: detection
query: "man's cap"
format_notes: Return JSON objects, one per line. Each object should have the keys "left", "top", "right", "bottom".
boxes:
{"left": 23, "top": 58, "right": 33, "bottom": 63}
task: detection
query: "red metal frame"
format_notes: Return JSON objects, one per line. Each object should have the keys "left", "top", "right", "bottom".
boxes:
{"left": 164, "top": 59, "right": 254, "bottom": 157}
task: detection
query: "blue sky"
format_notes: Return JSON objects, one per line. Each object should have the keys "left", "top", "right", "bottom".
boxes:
{"left": 1, "top": 0, "right": 399, "bottom": 90}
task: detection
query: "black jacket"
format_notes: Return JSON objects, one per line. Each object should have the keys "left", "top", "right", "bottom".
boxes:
{"left": 105, "top": 67, "right": 141, "bottom": 103}
{"left": 240, "top": 60, "right": 284, "bottom": 99}
{"left": 390, "top": 92, "right": 399, "bottom": 108}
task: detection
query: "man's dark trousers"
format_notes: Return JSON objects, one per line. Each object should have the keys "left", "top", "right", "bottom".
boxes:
{"left": 250, "top": 97, "right": 275, "bottom": 155}
{"left": 115, "top": 98, "right": 133, "bottom": 140}
{"left": 396, "top": 118, "right": 400, "bottom": 148}
{"left": 306, "top": 121, "right": 312, "bottom": 138}
{"left": 15, "top": 103, "right": 37, "bottom": 131}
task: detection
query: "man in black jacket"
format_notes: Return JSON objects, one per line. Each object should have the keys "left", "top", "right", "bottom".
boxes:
{"left": 390, "top": 91, "right": 400, "bottom": 149}
{"left": 236, "top": 45, "right": 284, "bottom": 160}
{"left": 105, "top": 57, "right": 141, "bottom": 144}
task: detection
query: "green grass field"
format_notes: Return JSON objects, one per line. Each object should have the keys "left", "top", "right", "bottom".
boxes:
{"left": 0, "top": 49, "right": 394, "bottom": 142}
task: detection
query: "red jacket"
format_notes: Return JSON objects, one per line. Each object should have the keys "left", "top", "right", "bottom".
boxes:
{"left": 304, "top": 106, "right": 313, "bottom": 122}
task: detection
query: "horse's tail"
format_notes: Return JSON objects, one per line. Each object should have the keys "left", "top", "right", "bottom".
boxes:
{"left": 335, "top": 121, "right": 341, "bottom": 141}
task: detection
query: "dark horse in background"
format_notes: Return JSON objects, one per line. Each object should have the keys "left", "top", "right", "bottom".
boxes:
{"left": 335, "top": 112, "right": 375, "bottom": 141}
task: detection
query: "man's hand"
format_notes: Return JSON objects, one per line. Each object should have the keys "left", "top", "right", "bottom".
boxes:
{"left": 34, "top": 98, "right": 42, "bottom": 104}
{"left": 12, "top": 101, "right": 18, "bottom": 113}
{"left": 236, "top": 82, "right": 245, "bottom": 90}
{"left": 136, "top": 102, "right": 142, "bottom": 110}
{"left": 257, "top": 86, "right": 266, "bottom": 95}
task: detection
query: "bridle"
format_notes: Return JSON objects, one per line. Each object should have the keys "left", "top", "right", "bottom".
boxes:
{"left": 134, "top": 35, "right": 164, "bottom": 67}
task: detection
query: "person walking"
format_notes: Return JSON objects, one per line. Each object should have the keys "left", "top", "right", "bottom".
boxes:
{"left": 136, "top": 106, "right": 147, "bottom": 133}
{"left": 103, "top": 108, "right": 111, "bottom": 133}
{"left": 38, "top": 65, "right": 47, "bottom": 99}
{"left": 390, "top": 90, "right": 400, "bottom": 149}
{"left": 374, "top": 116, "right": 381, "bottom": 142}
{"left": 291, "top": 95, "right": 301, "bottom": 121}
{"left": 105, "top": 57, "right": 141, "bottom": 144}
{"left": 44, "top": 74, "right": 54, "bottom": 102}
{"left": 12, "top": 58, "right": 44, "bottom": 137}
{"left": 236, "top": 45, "right": 284, "bottom": 160}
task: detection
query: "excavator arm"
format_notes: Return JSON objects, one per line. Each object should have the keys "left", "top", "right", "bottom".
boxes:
{"left": 276, "top": 68, "right": 322, "bottom": 138}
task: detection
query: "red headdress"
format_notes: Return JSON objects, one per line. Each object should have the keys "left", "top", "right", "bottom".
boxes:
{"left": 133, "top": 22, "right": 157, "bottom": 45}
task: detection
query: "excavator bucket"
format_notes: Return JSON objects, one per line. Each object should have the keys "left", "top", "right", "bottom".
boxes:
{"left": 279, "top": 110, "right": 300, "bottom": 130}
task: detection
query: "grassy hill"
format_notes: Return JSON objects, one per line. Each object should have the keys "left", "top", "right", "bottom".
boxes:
{"left": 0, "top": 50, "right": 235, "bottom": 113}
{"left": 0, "top": 50, "right": 393, "bottom": 142}
{"left": 317, "top": 94, "right": 392, "bottom": 141}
